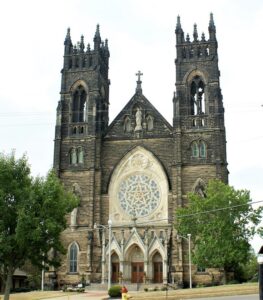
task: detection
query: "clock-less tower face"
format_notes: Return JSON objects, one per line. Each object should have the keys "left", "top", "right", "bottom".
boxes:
{"left": 109, "top": 147, "right": 168, "bottom": 224}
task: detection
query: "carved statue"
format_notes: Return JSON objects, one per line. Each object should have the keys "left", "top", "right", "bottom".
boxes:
{"left": 70, "top": 207, "right": 78, "bottom": 226}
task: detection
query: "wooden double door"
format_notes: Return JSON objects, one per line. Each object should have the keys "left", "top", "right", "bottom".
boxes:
{"left": 131, "top": 262, "right": 144, "bottom": 283}
{"left": 112, "top": 263, "right": 119, "bottom": 283}
{"left": 153, "top": 262, "right": 163, "bottom": 283}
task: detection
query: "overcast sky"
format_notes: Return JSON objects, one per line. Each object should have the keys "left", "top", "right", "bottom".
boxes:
{"left": 0, "top": 0, "right": 262, "bottom": 251}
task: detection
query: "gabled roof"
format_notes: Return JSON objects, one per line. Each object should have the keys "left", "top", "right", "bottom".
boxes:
{"left": 104, "top": 83, "right": 173, "bottom": 139}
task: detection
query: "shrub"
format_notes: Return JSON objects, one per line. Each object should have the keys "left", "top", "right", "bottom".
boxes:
{"left": 11, "top": 287, "right": 31, "bottom": 293}
{"left": 108, "top": 285, "right": 121, "bottom": 297}
{"left": 227, "top": 280, "right": 239, "bottom": 285}
{"left": 144, "top": 287, "right": 148, "bottom": 292}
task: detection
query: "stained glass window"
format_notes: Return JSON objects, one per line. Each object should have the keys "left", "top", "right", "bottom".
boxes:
{"left": 69, "top": 243, "right": 78, "bottom": 273}
{"left": 192, "top": 142, "right": 199, "bottom": 157}
{"left": 200, "top": 141, "right": 206, "bottom": 158}
{"left": 118, "top": 174, "right": 160, "bottom": 217}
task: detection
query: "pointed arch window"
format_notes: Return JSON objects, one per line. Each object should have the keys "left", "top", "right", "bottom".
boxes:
{"left": 200, "top": 141, "right": 207, "bottom": 158}
{"left": 70, "top": 148, "right": 77, "bottom": 164}
{"left": 192, "top": 142, "right": 199, "bottom": 157}
{"left": 78, "top": 147, "right": 84, "bottom": 164}
{"left": 69, "top": 147, "right": 84, "bottom": 165}
{"left": 190, "top": 76, "right": 205, "bottom": 115}
{"left": 191, "top": 141, "right": 207, "bottom": 158}
{"left": 72, "top": 86, "right": 87, "bottom": 123}
{"left": 69, "top": 243, "right": 78, "bottom": 273}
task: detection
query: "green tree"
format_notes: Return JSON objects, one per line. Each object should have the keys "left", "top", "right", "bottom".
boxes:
{"left": 234, "top": 248, "right": 258, "bottom": 282}
{"left": 175, "top": 179, "right": 262, "bottom": 282}
{"left": 0, "top": 152, "right": 78, "bottom": 300}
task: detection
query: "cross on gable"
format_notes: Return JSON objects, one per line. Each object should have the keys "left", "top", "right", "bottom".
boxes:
{"left": 136, "top": 70, "right": 143, "bottom": 82}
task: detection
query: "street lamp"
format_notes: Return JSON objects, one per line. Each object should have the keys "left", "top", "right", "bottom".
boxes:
{"left": 258, "top": 246, "right": 263, "bottom": 300}
{"left": 177, "top": 233, "right": 192, "bottom": 289}
{"left": 94, "top": 219, "right": 112, "bottom": 291}
{"left": 108, "top": 219, "right": 112, "bottom": 291}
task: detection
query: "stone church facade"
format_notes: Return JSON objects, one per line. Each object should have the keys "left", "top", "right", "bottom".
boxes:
{"left": 52, "top": 14, "right": 228, "bottom": 287}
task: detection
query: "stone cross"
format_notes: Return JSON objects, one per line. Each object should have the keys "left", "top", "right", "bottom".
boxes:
{"left": 136, "top": 70, "right": 143, "bottom": 82}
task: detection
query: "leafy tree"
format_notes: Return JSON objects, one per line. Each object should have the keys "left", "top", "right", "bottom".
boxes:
{"left": 175, "top": 179, "right": 262, "bottom": 282}
{"left": 0, "top": 152, "right": 78, "bottom": 300}
{"left": 234, "top": 248, "right": 258, "bottom": 282}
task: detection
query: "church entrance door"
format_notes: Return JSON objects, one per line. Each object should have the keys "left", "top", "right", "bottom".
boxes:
{"left": 131, "top": 262, "right": 144, "bottom": 283}
{"left": 111, "top": 263, "right": 119, "bottom": 283}
{"left": 153, "top": 262, "right": 163, "bottom": 283}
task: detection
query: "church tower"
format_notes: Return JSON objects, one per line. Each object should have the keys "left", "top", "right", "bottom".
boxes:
{"left": 174, "top": 13, "right": 228, "bottom": 200}
{"left": 51, "top": 15, "right": 228, "bottom": 289}
{"left": 172, "top": 14, "right": 228, "bottom": 285}
{"left": 53, "top": 25, "right": 110, "bottom": 283}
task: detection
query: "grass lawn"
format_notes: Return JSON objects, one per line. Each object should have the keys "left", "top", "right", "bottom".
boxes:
{"left": 129, "top": 282, "right": 259, "bottom": 299}
{"left": 0, "top": 291, "right": 79, "bottom": 300}
{"left": 0, "top": 282, "right": 259, "bottom": 300}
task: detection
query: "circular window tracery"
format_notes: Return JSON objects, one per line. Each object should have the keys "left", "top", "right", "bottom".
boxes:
{"left": 118, "top": 174, "right": 160, "bottom": 217}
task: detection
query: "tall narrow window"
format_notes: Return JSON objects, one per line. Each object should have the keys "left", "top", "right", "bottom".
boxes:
{"left": 192, "top": 142, "right": 199, "bottom": 157}
{"left": 78, "top": 147, "right": 84, "bottom": 164}
{"left": 69, "top": 243, "right": 78, "bottom": 273}
{"left": 200, "top": 141, "right": 206, "bottom": 158}
{"left": 190, "top": 76, "right": 205, "bottom": 115}
{"left": 70, "top": 148, "right": 77, "bottom": 164}
{"left": 72, "top": 86, "right": 87, "bottom": 123}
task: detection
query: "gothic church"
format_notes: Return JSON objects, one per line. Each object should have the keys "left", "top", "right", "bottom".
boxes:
{"left": 53, "top": 14, "right": 228, "bottom": 287}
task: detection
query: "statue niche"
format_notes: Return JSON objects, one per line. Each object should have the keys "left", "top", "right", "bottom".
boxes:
{"left": 70, "top": 183, "right": 82, "bottom": 227}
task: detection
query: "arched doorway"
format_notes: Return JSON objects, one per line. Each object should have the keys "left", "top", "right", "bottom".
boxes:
{"left": 111, "top": 252, "right": 120, "bottom": 283}
{"left": 131, "top": 246, "right": 144, "bottom": 283}
{"left": 153, "top": 252, "right": 163, "bottom": 283}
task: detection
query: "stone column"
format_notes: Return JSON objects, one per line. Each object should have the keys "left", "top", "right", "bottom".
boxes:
{"left": 120, "top": 230, "right": 124, "bottom": 274}
{"left": 163, "top": 230, "right": 168, "bottom": 284}
{"left": 144, "top": 229, "right": 149, "bottom": 282}
{"left": 101, "top": 229, "right": 106, "bottom": 284}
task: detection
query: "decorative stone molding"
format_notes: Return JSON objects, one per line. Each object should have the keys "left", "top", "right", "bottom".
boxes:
{"left": 109, "top": 146, "right": 169, "bottom": 225}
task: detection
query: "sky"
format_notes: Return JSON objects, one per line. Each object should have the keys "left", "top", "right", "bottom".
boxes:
{"left": 0, "top": 0, "right": 262, "bottom": 251}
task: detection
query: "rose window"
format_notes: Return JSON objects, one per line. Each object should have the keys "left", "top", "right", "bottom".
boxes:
{"left": 118, "top": 174, "right": 160, "bottom": 217}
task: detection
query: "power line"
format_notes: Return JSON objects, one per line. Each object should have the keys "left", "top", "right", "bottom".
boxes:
{"left": 176, "top": 200, "right": 263, "bottom": 219}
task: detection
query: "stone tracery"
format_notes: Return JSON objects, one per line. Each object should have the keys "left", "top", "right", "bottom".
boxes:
{"left": 118, "top": 174, "right": 160, "bottom": 217}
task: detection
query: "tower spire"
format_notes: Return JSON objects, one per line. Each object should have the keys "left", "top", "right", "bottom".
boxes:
{"left": 175, "top": 15, "right": 185, "bottom": 44}
{"left": 208, "top": 13, "right": 216, "bottom": 40}
{"left": 80, "top": 35, "right": 85, "bottom": 53}
{"left": 64, "top": 28, "right": 72, "bottom": 54}
{"left": 94, "top": 24, "right": 101, "bottom": 50}
{"left": 193, "top": 23, "right": 198, "bottom": 41}
{"left": 176, "top": 15, "right": 181, "bottom": 30}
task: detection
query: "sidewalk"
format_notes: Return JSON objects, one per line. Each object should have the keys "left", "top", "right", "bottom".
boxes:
{"left": 41, "top": 291, "right": 110, "bottom": 300}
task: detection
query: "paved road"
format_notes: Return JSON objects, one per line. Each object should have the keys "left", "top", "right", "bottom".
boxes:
{"left": 189, "top": 294, "right": 258, "bottom": 300}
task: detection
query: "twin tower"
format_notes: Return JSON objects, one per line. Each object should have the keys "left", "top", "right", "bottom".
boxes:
{"left": 52, "top": 14, "right": 228, "bottom": 287}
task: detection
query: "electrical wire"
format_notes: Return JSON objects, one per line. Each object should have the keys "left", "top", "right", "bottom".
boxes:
{"left": 176, "top": 199, "right": 263, "bottom": 219}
